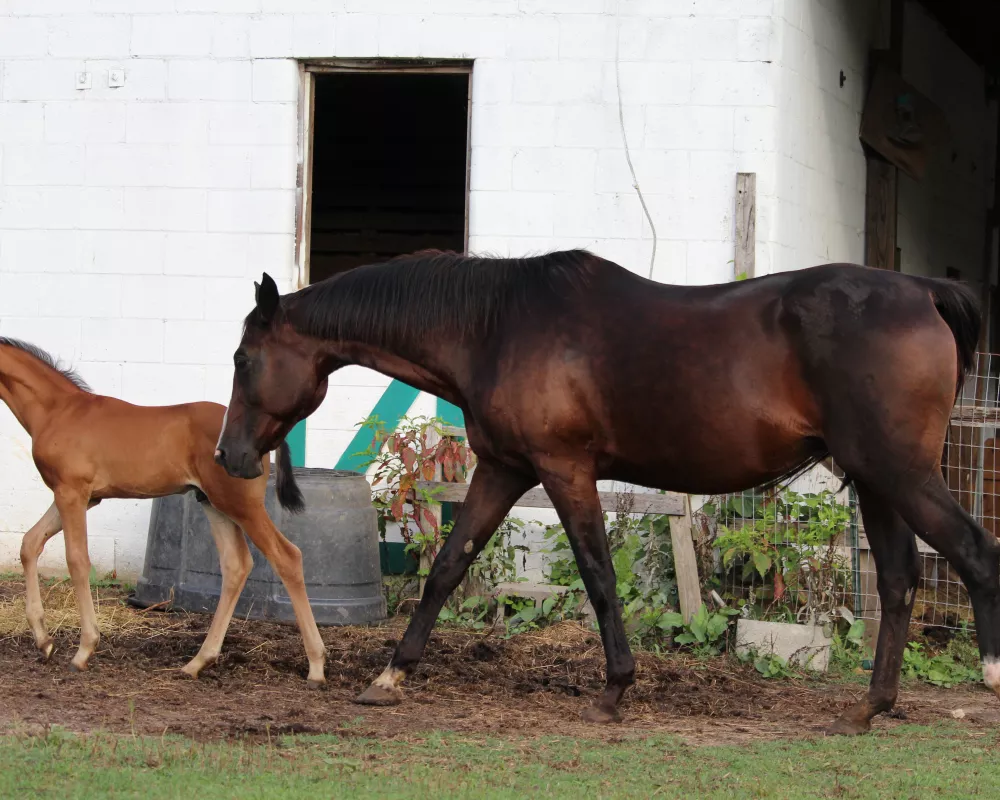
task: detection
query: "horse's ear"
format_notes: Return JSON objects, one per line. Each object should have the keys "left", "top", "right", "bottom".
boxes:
{"left": 255, "top": 273, "right": 280, "bottom": 324}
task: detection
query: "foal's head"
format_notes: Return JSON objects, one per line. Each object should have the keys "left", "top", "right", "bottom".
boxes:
{"left": 215, "top": 274, "right": 329, "bottom": 479}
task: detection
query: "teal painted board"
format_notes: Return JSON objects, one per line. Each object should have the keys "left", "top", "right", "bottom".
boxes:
{"left": 436, "top": 397, "right": 465, "bottom": 428}
{"left": 334, "top": 379, "right": 420, "bottom": 472}
{"left": 287, "top": 420, "right": 306, "bottom": 468}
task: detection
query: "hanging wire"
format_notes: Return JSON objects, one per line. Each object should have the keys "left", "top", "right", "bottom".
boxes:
{"left": 614, "top": 0, "right": 658, "bottom": 279}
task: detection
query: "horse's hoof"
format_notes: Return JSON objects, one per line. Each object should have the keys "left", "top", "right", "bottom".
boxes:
{"left": 68, "top": 661, "right": 88, "bottom": 673}
{"left": 179, "top": 666, "right": 200, "bottom": 680}
{"left": 354, "top": 683, "right": 403, "bottom": 706}
{"left": 825, "top": 715, "right": 871, "bottom": 736}
{"left": 39, "top": 641, "right": 55, "bottom": 662}
{"left": 307, "top": 678, "right": 327, "bottom": 690}
{"left": 581, "top": 704, "right": 622, "bottom": 724}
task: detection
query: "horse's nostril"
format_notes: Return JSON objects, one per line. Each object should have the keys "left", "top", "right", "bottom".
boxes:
{"left": 214, "top": 448, "right": 227, "bottom": 467}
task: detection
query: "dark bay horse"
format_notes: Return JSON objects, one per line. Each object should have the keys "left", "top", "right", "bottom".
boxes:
{"left": 214, "top": 249, "right": 995, "bottom": 734}
{"left": 0, "top": 338, "right": 326, "bottom": 685}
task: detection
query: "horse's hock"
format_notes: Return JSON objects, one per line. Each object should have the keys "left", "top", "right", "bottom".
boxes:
{"left": 131, "top": 469, "right": 386, "bottom": 626}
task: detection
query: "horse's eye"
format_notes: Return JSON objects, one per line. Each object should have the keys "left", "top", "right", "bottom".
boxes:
{"left": 234, "top": 354, "right": 250, "bottom": 371}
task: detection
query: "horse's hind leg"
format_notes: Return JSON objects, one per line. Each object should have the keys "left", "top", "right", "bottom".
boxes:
{"left": 180, "top": 502, "right": 253, "bottom": 680}
{"left": 216, "top": 498, "right": 327, "bottom": 687}
{"left": 888, "top": 476, "right": 1000, "bottom": 694}
{"left": 20, "top": 503, "right": 64, "bottom": 660}
{"left": 827, "top": 482, "right": 918, "bottom": 735}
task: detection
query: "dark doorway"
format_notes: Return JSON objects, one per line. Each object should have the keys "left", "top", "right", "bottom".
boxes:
{"left": 307, "top": 70, "right": 470, "bottom": 285}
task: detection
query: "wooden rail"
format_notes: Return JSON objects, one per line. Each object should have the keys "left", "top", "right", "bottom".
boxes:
{"left": 427, "top": 426, "right": 702, "bottom": 623}
{"left": 417, "top": 481, "right": 686, "bottom": 516}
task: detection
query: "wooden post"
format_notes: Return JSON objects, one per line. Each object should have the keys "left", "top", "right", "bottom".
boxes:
{"left": 864, "top": 156, "right": 898, "bottom": 270}
{"left": 863, "top": 0, "right": 902, "bottom": 272}
{"left": 735, "top": 172, "right": 756, "bottom": 279}
{"left": 670, "top": 495, "right": 702, "bottom": 624}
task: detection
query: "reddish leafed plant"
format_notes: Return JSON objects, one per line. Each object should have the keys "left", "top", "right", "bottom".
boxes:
{"left": 359, "top": 416, "right": 476, "bottom": 557}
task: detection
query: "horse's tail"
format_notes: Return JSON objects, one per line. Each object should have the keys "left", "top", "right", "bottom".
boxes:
{"left": 922, "top": 276, "right": 981, "bottom": 399}
{"left": 275, "top": 439, "right": 305, "bottom": 514}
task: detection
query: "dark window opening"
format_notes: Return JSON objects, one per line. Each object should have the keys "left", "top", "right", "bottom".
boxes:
{"left": 308, "top": 71, "right": 469, "bottom": 285}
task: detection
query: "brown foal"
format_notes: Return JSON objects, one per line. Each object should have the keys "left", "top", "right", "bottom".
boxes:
{"left": 0, "top": 338, "right": 325, "bottom": 685}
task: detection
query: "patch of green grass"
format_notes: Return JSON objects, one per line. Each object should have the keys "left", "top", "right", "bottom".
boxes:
{"left": 2, "top": 723, "right": 998, "bottom": 799}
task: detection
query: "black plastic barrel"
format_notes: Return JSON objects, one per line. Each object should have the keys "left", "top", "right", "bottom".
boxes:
{"left": 131, "top": 468, "right": 386, "bottom": 626}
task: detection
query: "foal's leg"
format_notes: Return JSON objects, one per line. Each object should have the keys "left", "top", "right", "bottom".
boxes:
{"left": 221, "top": 504, "right": 327, "bottom": 687}
{"left": 356, "top": 459, "right": 534, "bottom": 705}
{"left": 20, "top": 503, "right": 64, "bottom": 660}
{"left": 180, "top": 503, "right": 253, "bottom": 679}
{"left": 827, "top": 483, "right": 918, "bottom": 735}
{"left": 53, "top": 489, "right": 100, "bottom": 671}
{"left": 537, "top": 461, "right": 634, "bottom": 723}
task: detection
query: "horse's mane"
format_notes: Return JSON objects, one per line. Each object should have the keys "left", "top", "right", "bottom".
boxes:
{"left": 0, "top": 337, "right": 91, "bottom": 392}
{"left": 259, "top": 249, "right": 599, "bottom": 349}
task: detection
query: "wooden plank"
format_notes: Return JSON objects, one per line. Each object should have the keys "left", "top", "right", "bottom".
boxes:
{"left": 864, "top": 156, "right": 898, "bottom": 270}
{"left": 735, "top": 172, "right": 756, "bottom": 279}
{"left": 418, "top": 481, "right": 686, "bottom": 516}
{"left": 857, "top": 531, "right": 937, "bottom": 555}
{"left": 669, "top": 494, "right": 702, "bottom": 624}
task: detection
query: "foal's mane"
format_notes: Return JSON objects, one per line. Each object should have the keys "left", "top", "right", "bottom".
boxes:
{"left": 0, "top": 337, "right": 91, "bottom": 392}
{"left": 257, "top": 249, "right": 598, "bottom": 348}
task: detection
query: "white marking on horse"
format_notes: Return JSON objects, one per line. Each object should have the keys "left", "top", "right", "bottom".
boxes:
{"left": 983, "top": 655, "right": 1000, "bottom": 694}
{"left": 373, "top": 664, "right": 404, "bottom": 690}
{"left": 215, "top": 406, "right": 230, "bottom": 453}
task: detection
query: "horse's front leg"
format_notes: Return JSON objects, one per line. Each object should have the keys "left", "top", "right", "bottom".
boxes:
{"left": 53, "top": 489, "right": 100, "bottom": 672}
{"left": 537, "top": 460, "right": 635, "bottom": 723}
{"left": 355, "top": 459, "right": 534, "bottom": 706}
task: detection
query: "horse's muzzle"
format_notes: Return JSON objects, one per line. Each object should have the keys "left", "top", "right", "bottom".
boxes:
{"left": 214, "top": 446, "right": 264, "bottom": 480}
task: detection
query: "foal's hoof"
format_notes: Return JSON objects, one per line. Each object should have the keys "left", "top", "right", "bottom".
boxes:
{"left": 179, "top": 666, "right": 200, "bottom": 680}
{"left": 68, "top": 661, "right": 88, "bottom": 674}
{"left": 825, "top": 715, "right": 872, "bottom": 736}
{"left": 581, "top": 704, "right": 622, "bottom": 724}
{"left": 307, "top": 678, "right": 327, "bottom": 690}
{"left": 354, "top": 683, "right": 403, "bottom": 706}
{"left": 39, "top": 641, "right": 55, "bottom": 662}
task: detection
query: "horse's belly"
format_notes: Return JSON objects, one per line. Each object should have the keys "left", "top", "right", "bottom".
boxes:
{"left": 601, "top": 413, "right": 817, "bottom": 495}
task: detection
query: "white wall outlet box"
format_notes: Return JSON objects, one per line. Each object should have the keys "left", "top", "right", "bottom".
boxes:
{"left": 76, "top": 72, "right": 92, "bottom": 90}
{"left": 108, "top": 68, "right": 125, "bottom": 88}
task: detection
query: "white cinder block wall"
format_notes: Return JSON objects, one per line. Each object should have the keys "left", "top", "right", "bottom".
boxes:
{"left": 0, "top": 0, "right": 873, "bottom": 577}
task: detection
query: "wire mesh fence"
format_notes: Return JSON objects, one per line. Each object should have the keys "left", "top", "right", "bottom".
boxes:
{"left": 707, "top": 352, "right": 1000, "bottom": 632}
{"left": 706, "top": 472, "right": 857, "bottom": 625}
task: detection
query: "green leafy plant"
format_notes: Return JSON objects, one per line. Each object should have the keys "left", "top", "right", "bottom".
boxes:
{"left": 437, "top": 596, "right": 492, "bottom": 631}
{"left": 659, "top": 603, "right": 741, "bottom": 656}
{"left": 541, "top": 495, "right": 683, "bottom": 648}
{"left": 714, "top": 489, "right": 852, "bottom": 621}
{"left": 829, "top": 618, "right": 870, "bottom": 674}
{"left": 746, "top": 651, "right": 796, "bottom": 679}
{"left": 501, "top": 583, "right": 589, "bottom": 635}
{"left": 901, "top": 641, "right": 979, "bottom": 688}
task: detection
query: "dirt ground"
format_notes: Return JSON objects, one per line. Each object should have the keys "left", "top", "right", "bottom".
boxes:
{"left": 0, "top": 579, "right": 997, "bottom": 746}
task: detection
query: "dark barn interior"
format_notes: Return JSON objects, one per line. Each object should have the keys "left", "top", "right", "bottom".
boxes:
{"left": 308, "top": 71, "right": 470, "bottom": 285}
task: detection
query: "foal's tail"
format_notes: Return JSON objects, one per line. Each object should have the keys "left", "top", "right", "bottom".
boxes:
{"left": 922, "top": 277, "right": 981, "bottom": 399}
{"left": 275, "top": 440, "right": 305, "bottom": 514}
